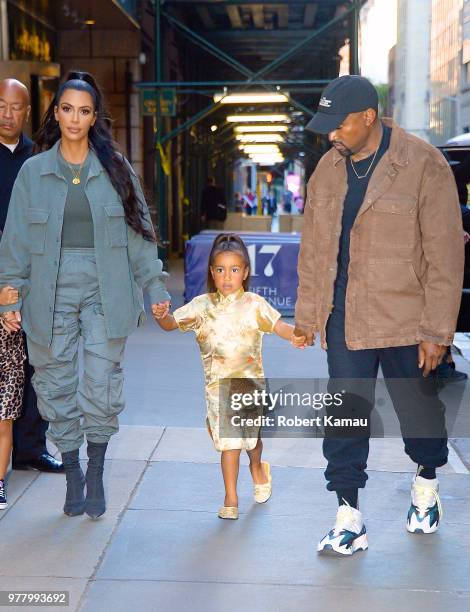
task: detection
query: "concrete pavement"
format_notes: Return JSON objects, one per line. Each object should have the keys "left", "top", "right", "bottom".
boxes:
{"left": 1, "top": 259, "right": 470, "bottom": 612}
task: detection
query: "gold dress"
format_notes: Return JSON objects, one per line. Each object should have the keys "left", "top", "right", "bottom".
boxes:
{"left": 173, "top": 288, "right": 281, "bottom": 451}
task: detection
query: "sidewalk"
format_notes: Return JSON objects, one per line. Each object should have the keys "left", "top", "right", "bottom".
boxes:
{"left": 1, "top": 260, "right": 470, "bottom": 612}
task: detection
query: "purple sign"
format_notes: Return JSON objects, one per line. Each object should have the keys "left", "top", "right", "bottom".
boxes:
{"left": 184, "top": 231, "right": 300, "bottom": 314}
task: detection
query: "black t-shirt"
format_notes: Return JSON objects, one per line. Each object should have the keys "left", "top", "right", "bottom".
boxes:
{"left": 0, "top": 133, "right": 33, "bottom": 232}
{"left": 333, "top": 124, "right": 392, "bottom": 311}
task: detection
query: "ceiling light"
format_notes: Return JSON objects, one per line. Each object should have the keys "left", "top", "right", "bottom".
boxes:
{"left": 245, "top": 150, "right": 284, "bottom": 157}
{"left": 227, "top": 114, "right": 290, "bottom": 123}
{"left": 252, "top": 161, "right": 283, "bottom": 165}
{"left": 236, "top": 134, "right": 284, "bottom": 143}
{"left": 210, "top": 125, "right": 218, "bottom": 132}
{"left": 215, "top": 92, "right": 288, "bottom": 104}
{"left": 249, "top": 156, "right": 284, "bottom": 165}
{"left": 242, "top": 144, "right": 280, "bottom": 153}
{"left": 84, "top": 19, "right": 96, "bottom": 25}
{"left": 234, "top": 125, "right": 288, "bottom": 133}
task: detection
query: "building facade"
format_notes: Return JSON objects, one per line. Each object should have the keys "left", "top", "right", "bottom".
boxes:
{"left": 0, "top": 0, "right": 146, "bottom": 176}
{"left": 460, "top": 0, "right": 470, "bottom": 133}
{"left": 429, "top": 0, "right": 463, "bottom": 144}
{"left": 394, "top": 0, "right": 431, "bottom": 141}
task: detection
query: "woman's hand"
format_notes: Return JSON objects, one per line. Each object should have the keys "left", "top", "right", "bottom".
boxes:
{"left": 0, "top": 310, "right": 22, "bottom": 333}
{"left": 151, "top": 301, "right": 171, "bottom": 320}
{"left": 0, "top": 285, "right": 19, "bottom": 306}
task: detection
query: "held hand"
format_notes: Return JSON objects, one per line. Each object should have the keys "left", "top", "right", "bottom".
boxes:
{"left": 293, "top": 325, "right": 314, "bottom": 347}
{"left": 291, "top": 332, "right": 307, "bottom": 349}
{"left": 418, "top": 341, "right": 446, "bottom": 377}
{"left": 151, "top": 301, "right": 171, "bottom": 320}
{"left": 0, "top": 285, "right": 19, "bottom": 307}
{"left": 0, "top": 310, "right": 22, "bottom": 333}
{"left": 464, "top": 231, "right": 470, "bottom": 244}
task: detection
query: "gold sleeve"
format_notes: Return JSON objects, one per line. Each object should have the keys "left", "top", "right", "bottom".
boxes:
{"left": 173, "top": 299, "right": 203, "bottom": 333}
{"left": 256, "top": 297, "right": 281, "bottom": 333}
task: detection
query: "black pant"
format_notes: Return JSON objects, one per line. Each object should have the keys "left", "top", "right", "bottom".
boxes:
{"left": 12, "top": 337, "right": 48, "bottom": 462}
{"left": 323, "top": 307, "right": 448, "bottom": 492}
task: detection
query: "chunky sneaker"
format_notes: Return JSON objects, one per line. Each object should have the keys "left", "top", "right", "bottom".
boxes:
{"left": 407, "top": 472, "right": 442, "bottom": 534}
{"left": 0, "top": 479, "right": 7, "bottom": 510}
{"left": 318, "top": 503, "right": 368, "bottom": 556}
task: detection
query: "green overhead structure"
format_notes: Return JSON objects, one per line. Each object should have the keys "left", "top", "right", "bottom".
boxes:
{"left": 147, "top": 0, "right": 365, "bottom": 256}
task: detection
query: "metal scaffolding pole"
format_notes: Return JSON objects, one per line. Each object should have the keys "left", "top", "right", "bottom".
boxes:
{"left": 350, "top": 0, "right": 360, "bottom": 75}
{"left": 246, "top": 3, "right": 357, "bottom": 83}
{"left": 155, "top": 3, "right": 360, "bottom": 144}
{"left": 154, "top": 0, "right": 168, "bottom": 262}
{"left": 149, "top": 0, "right": 363, "bottom": 245}
{"left": 163, "top": 11, "right": 253, "bottom": 78}
{"left": 136, "top": 79, "right": 332, "bottom": 88}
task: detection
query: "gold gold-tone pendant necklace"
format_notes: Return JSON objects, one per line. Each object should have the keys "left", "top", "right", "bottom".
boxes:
{"left": 67, "top": 159, "right": 85, "bottom": 185}
{"left": 60, "top": 146, "right": 87, "bottom": 185}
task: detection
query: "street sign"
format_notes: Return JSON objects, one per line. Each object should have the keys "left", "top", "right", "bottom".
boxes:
{"left": 141, "top": 88, "right": 176, "bottom": 117}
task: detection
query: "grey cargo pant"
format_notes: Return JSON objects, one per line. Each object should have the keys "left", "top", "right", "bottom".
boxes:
{"left": 27, "top": 248, "right": 127, "bottom": 453}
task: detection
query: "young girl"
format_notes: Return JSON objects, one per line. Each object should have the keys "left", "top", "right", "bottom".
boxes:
{"left": 0, "top": 285, "right": 25, "bottom": 510}
{"left": 154, "top": 234, "right": 304, "bottom": 519}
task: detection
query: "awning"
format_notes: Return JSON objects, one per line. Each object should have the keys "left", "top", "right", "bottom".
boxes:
{"left": 7, "top": 0, "right": 139, "bottom": 31}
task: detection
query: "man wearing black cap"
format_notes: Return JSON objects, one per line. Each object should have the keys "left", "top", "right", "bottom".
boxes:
{"left": 294, "top": 75, "right": 464, "bottom": 556}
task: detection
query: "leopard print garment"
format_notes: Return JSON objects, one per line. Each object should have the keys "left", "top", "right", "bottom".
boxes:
{"left": 0, "top": 325, "right": 26, "bottom": 421}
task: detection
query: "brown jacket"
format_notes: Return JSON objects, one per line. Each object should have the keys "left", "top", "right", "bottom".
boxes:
{"left": 295, "top": 119, "right": 465, "bottom": 350}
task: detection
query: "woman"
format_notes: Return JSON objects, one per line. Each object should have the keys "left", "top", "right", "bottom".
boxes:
{"left": 0, "top": 72, "right": 170, "bottom": 519}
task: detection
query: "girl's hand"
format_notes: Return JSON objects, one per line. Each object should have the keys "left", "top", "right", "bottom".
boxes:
{"left": 291, "top": 332, "right": 307, "bottom": 349}
{"left": 151, "top": 301, "right": 171, "bottom": 319}
{"left": 0, "top": 285, "right": 19, "bottom": 306}
{"left": 0, "top": 310, "right": 22, "bottom": 333}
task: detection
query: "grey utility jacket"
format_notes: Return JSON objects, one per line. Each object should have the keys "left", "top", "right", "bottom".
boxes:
{"left": 0, "top": 140, "right": 170, "bottom": 347}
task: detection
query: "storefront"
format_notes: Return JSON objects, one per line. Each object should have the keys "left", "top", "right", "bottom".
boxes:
{"left": 0, "top": 0, "right": 144, "bottom": 170}
{"left": 0, "top": 1, "right": 60, "bottom": 136}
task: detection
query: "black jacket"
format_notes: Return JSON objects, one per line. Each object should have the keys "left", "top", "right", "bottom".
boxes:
{"left": 0, "top": 133, "right": 33, "bottom": 231}
{"left": 201, "top": 185, "right": 227, "bottom": 221}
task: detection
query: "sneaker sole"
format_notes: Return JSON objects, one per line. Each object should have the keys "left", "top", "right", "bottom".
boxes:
{"left": 0, "top": 503, "right": 8, "bottom": 510}
{"left": 406, "top": 525, "right": 438, "bottom": 535}
{"left": 318, "top": 534, "right": 368, "bottom": 556}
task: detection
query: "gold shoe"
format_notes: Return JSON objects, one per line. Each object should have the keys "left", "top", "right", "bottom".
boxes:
{"left": 218, "top": 506, "right": 239, "bottom": 520}
{"left": 254, "top": 461, "right": 272, "bottom": 504}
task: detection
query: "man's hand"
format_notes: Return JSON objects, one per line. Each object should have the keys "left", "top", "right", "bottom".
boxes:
{"left": 151, "top": 301, "right": 171, "bottom": 320}
{"left": 293, "top": 326, "right": 315, "bottom": 346}
{"left": 291, "top": 332, "right": 307, "bottom": 349}
{"left": 418, "top": 341, "right": 446, "bottom": 377}
{"left": 0, "top": 310, "right": 22, "bottom": 333}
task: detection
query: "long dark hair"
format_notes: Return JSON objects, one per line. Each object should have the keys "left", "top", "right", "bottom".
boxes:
{"left": 207, "top": 233, "right": 251, "bottom": 292}
{"left": 34, "top": 71, "right": 155, "bottom": 242}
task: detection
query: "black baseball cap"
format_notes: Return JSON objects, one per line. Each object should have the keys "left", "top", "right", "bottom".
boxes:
{"left": 306, "top": 75, "right": 379, "bottom": 134}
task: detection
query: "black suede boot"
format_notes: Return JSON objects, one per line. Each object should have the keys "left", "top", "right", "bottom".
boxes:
{"left": 85, "top": 441, "right": 107, "bottom": 519}
{"left": 61, "top": 449, "right": 85, "bottom": 516}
